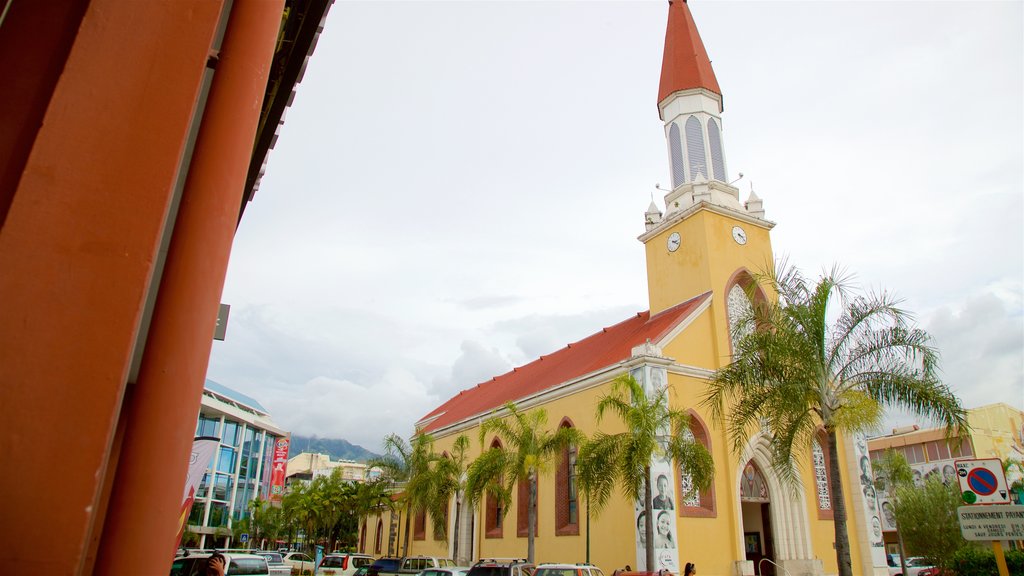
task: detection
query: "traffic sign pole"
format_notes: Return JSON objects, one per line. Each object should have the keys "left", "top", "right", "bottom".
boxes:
{"left": 993, "top": 541, "right": 1009, "bottom": 576}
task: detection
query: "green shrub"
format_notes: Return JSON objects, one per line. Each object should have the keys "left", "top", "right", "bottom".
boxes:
{"left": 950, "top": 546, "right": 1024, "bottom": 575}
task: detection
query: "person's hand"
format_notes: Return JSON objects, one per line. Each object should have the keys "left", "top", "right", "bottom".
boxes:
{"left": 207, "top": 555, "right": 226, "bottom": 576}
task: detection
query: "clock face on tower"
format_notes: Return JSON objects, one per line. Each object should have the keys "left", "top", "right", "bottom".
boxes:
{"left": 731, "top": 226, "right": 747, "bottom": 245}
{"left": 667, "top": 232, "right": 681, "bottom": 252}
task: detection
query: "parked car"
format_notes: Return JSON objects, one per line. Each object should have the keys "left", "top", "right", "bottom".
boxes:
{"left": 370, "top": 556, "right": 457, "bottom": 576}
{"left": 888, "top": 557, "right": 934, "bottom": 576}
{"left": 319, "top": 553, "right": 375, "bottom": 576}
{"left": 535, "top": 564, "right": 605, "bottom": 576}
{"left": 255, "top": 551, "right": 292, "bottom": 576}
{"left": 171, "top": 551, "right": 270, "bottom": 575}
{"left": 367, "top": 557, "right": 405, "bottom": 576}
{"left": 283, "top": 551, "right": 317, "bottom": 575}
{"left": 353, "top": 566, "right": 370, "bottom": 576}
{"left": 418, "top": 566, "right": 471, "bottom": 576}
{"left": 466, "top": 558, "right": 535, "bottom": 576}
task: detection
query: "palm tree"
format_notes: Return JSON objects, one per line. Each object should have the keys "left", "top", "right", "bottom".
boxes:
{"left": 370, "top": 433, "right": 435, "bottom": 557}
{"left": 576, "top": 374, "right": 714, "bottom": 572}
{"left": 465, "top": 402, "right": 583, "bottom": 563}
{"left": 354, "top": 478, "right": 395, "bottom": 552}
{"left": 704, "top": 265, "right": 968, "bottom": 576}
{"left": 425, "top": 434, "right": 470, "bottom": 556}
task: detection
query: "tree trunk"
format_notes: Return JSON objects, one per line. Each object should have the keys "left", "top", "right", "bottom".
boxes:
{"left": 644, "top": 465, "right": 655, "bottom": 572}
{"left": 827, "top": 428, "right": 853, "bottom": 576}
{"left": 453, "top": 496, "right": 462, "bottom": 563}
{"left": 896, "top": 524, "right": 909, "bottom": 576}
{"left": 403, "top": 503, "right": 411, "bottom": 557}
{"left": 527, "top": 471, "right": 537, "bottom": 564}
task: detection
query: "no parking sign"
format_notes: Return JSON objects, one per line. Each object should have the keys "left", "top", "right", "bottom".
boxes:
{"left": 956, "top": 458, "right": 1010, "bottom": 505}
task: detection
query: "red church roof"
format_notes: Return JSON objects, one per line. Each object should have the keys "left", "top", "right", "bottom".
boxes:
{"left": 417, "top": 292, "right": 711, "bottom": 434}
{"left": 657, "top": 0, "right": 721, "bottom": 107}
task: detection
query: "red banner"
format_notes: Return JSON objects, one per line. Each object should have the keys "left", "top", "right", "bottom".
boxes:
{"left": 269, "top": 436, "right": 290, "bottom": 502}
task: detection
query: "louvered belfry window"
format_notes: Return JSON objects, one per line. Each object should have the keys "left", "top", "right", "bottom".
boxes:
{"left": 708, "top": 118, "right": 725, "bottom": 181}
{"left": 670, "top": 122, "right": 686, "bottom": 188}
{"left": 685, "top": 116, "right": 708, "bottom": 181}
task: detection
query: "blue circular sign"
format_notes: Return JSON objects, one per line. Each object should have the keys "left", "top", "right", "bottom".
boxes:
{"left": 966, "top": 468, "right": 998, "bottom": 496}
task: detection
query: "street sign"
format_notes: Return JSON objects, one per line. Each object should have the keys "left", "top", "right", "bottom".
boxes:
{"left": 240, "top": 533, "right": 249, "bottom": 543}
{"left": 957, "top": 505, "right": 1024, "bottom": 541}
{"left": 956, "top": 458, "right": 1010, "bottom": 504}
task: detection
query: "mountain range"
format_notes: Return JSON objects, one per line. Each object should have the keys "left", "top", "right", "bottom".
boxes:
{"left": 290, "top": 434, "right": 379, "bottom": 462}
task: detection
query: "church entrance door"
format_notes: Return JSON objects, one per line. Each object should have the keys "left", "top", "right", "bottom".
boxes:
{"left": 739, "top": 460, "right": 775, "bottom": 576}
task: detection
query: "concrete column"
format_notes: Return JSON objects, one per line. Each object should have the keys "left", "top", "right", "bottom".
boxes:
{"left": 94, "top": 1, "right": 284, "bottom": 573}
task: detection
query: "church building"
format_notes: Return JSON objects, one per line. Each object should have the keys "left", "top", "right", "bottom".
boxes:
{"left": 360, "top": 2, "right": 883, "bottom": 574}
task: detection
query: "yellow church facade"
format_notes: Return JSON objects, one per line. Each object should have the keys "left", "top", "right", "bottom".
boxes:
{"left": 360, "top": 2, "right": 883, "bottom": 575}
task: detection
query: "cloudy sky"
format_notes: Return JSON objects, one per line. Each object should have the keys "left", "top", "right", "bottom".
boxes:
{"left": 207, "top": 1, "right": 1023, "bottom": 453}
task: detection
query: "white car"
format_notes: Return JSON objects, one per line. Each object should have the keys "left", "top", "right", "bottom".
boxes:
{"left": 170, "top": 551, "right": 270, "bottom": 575}
{"left": 535, "top": 564, "right": 605, "bottom": 576}
{"left": 887, "top": 556, "right": 934, "bottom": 576}
{"left": 283, "top": 551, "right": 317, "bottom": 575}
{"left": 319, "top": 553, "right": 375, "bottom": 576}
{"left": 419, "top": 567, "right": 471, "bottom": 576}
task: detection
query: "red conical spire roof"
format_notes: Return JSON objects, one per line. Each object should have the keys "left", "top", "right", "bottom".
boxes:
{"left": 658, "top": 0, "right": 721, "bottom": 106}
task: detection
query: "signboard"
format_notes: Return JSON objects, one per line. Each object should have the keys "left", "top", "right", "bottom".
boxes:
{"left": 240, "top": 533, "right": 249, "bottom": 543}
{"left": 214, "top": 303, "right": 231, "bottom": 341}
{"left": 956, "top": 458, "right": 1010, "bottom": 504}
{"left": 269, "top": 436, "right": 291, "bottom": 503}
{"left": 957, "top": 505, "right": 1024, "bottom": 541}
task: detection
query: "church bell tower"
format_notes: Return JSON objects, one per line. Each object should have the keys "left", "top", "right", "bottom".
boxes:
{"left": 640, "top": 0, "right": 774, "bottom": 316}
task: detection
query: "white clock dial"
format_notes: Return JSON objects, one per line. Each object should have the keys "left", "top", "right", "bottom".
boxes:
{"left": 731, "top": 226, "right": 747, "bottom": 245}
{"left": 667, "top": 232, "right": 681, "bottom": 252}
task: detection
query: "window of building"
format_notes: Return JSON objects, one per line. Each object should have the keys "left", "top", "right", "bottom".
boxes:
{"left": 222, "top": 420, "right": 240, "bottom": 447}
{"left": 707, "top": 118, "right": 725, "bottom": 181}
{"left": 517, "top": 474, "right": 538, "bottom": 537}
{"left": 433, "top": 503, "right": 448, "bottom": 540}
{"left": 188, "top": 500, "right": 207, "bottom": 526}
{"left": 414, "top": 510, "right": 426, "bottom": 540}
{"left": 359, "top": 522, "right": 367, "bottom": 552}
{"left": 739, "top": 461, "right": 769, "bottom": 502}
{"left": 196, "top": 415, "right": 221, "bottom": 438}
{"left": 812, "top": 433, "right": 834, "bottom": 519}
{"left": 555, "top": 419, "right": 579, "bottom": 535}
{"left": 212, "top": 473, "right": 233, "bottom": 502}
{"left": 679, "top": 412, "right": 716, "bottom": 517}
{"left": 206, "top": 502, "right": 229, "bottom": 527}
{"left": 217, "top": 445, "right": 237, "bottom": 473}
{"left": 727, "top": 283, "right": 754, "bottom": 354}
{"left": 374, "top": 519, "right": 383, "bottom": 554}
{"left": 485, "top": 439, "right": 504, "bottom": 538}
{"left": 670, "top": 122, "right": 685, "bottom": 188}
{"left": 684, "top": 116, "right": 708, "bottom": 181}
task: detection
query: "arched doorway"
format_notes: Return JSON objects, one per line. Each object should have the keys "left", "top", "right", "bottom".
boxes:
{"left": 735, "top": 434, "right": 821, "bottom": 576}
{"left": 740, "top": 460, "right": 774, "bottom": 575}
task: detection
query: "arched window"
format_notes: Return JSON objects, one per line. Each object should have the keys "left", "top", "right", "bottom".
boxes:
{"left": 727, "top": 283, "right": 754, "bottom": 353}
{"left": 374, "top": 518, "right": 383, "bottom": 554}
{"left": 679, "top": 411, "right": 716, "bottom": 517}
{"left": 485, "top": 438, "right": 504, "bottom": 538}
{"left": 414, "top": 509, "right": 426, "bottom": 540}
{"left": 433, "top": 503, "right": 448, "bottom": 540}
{"left": 516, "top": 474, "right": 537, "bottom": 537}
{"left": 555, "top": 419, "right": 579, "bottom": 535}
{"left": 685, "top": 116, "right": 708, "bottom": 181}
{"left": 813, "top": 432, "right": 834, "bottom": 519}
{"left": 707, "top": 118, "right": 725, "bottom": 181}
{"left": 359, "top": 521, "right": 367, "bottom": 552}
{"left": 739, "top": 461, "right": 770, "bottom": 502}
{"left": 669, "top": 122, "right": 686, "bottom": 188}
